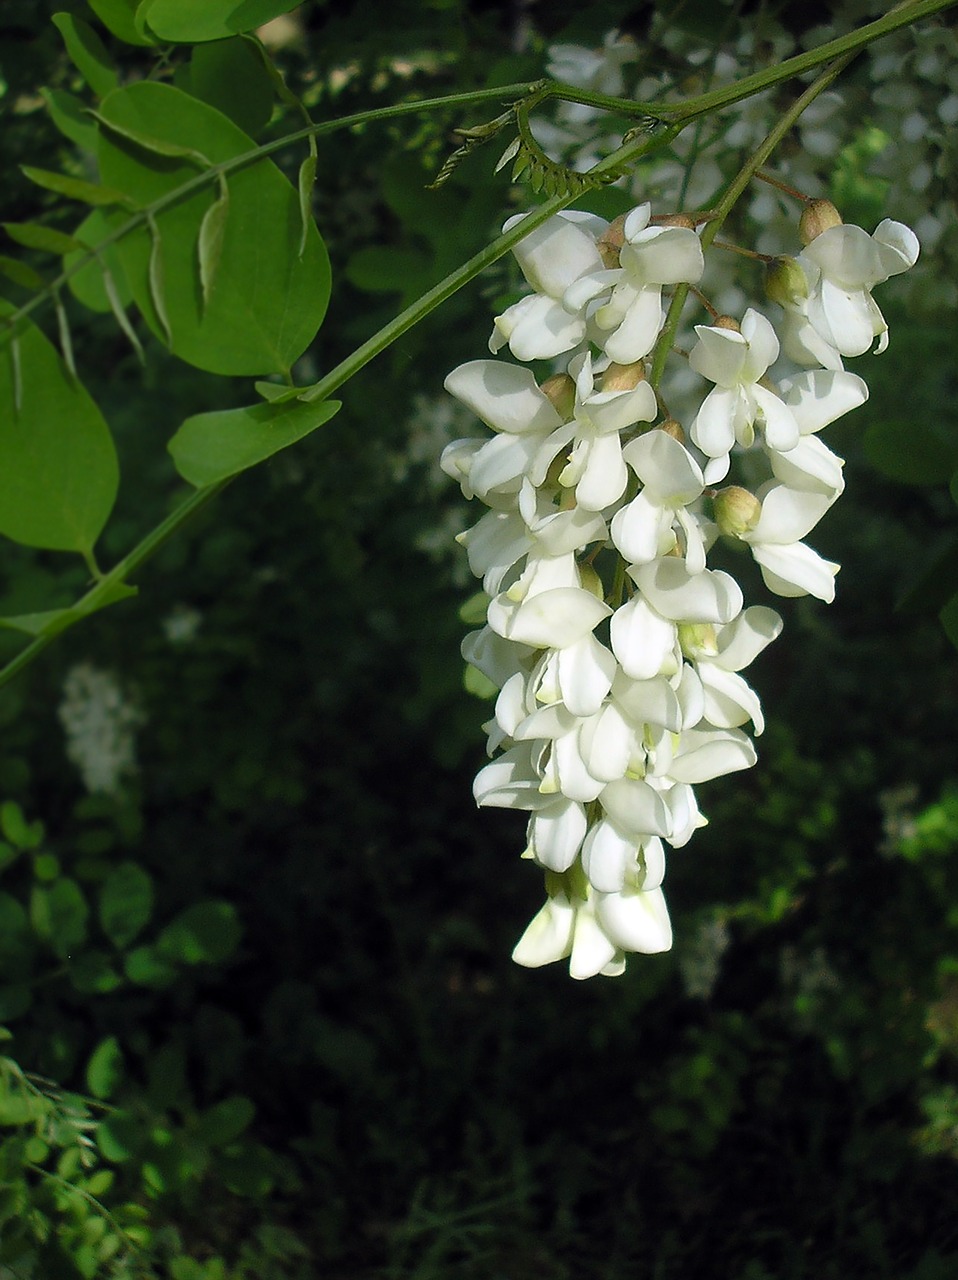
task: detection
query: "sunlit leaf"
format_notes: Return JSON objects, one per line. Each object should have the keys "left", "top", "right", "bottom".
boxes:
{"left": 186, "top": 36, "right": 275, "bottom": 136}
{"left": 0, "top": 302, "right": 119, "bottom": 553}
{"left": 169, "top": 397, "right": 341, "bottom": 488}
{"left": 41, "top": 88, "right": 99, "bottom": 151}
{"left": 96, "top": 81, "right": 331, "bottom": 375}
{"left": 51, "top": 12, "right": 118, "bottom": 99}
{"left": 141, "top": 0, "right": 301, "bottom": 43}
{"left": 20, "top": 166, "right": 130, "bottom": 207}
{"left": 88, "top": 0, "right": 157, "bottom": 46}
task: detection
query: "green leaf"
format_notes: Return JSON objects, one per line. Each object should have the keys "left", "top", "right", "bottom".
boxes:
{"left": 951, "top": 466, "right": 958, "bottom": 507}
{"left": 96, "top": 1110, "right": 142, "bottom": 1162}
{"left": 3, "top": 223, "right": 82, "bottom": 255}
{"left": 147, "top": 219, "right": 172, "bottom": 345}
{"left": 65, "top": 210, "right": 133, "bottom": 314}
{"left": 20, "top": 166, "right": 129, "bottom": 208}
{"left": 123, "top": 944, "right": 178, "bottom": 987}
{"left": 194, "top": 1095, "right": 254, "bottom": 1147}
{"left": 187, "top": 37, "right": 275, "bottom": 137}
{"left": 29, "top": 879, "right": 89, "bottom": 959}
{"left": 0, "top": 802, "right": 43, "bottom": 850}
{"left": 100, "top": 862, "right": 153, "bottom": 948}
{"left": 142, "top": 0, "right": 300, "bottom": 43}
{"left": 0, "top": 893, "right": 35, "bottom": 978}
{"left": 52, "top": 13, "right": 119, "bottom": 99}
{"left": 0, "top": 582, "right": 137, "bottom": 638}
{"left": 0, "top": 257, "right": 44, "bottom": 291}
{"left": 41, "top": 88, "right": 100, "bottom": 151}
{"left": 864, "top": 417, "right": 958, "bottom": 486}
{"left": 198, "top": 186, "right": 230, "bottom": 308}
{"left": 92, "top": 109, "right": 212, "bottom": 165}
{"left": 169, "top": 397, "right": 341, "bottom": 488}
{"left": 941, "top": 591, "right": 958, "bottom": 650}
{"left": 0, "top": 302, "right": 119, "bottom": 553}
{"left": 88, "top": 0, "right": 158, "bottom": 46}
{"left": 68, "top": 949, "right": 123, "bottom": 994}
{"left": 157, "top": 901, "right": 241, "bottom": 965}
{"left": 253, "top": 380, "right": 302, "bottom": 404}
{"left": 297, "top": 151, "right": 316, "bottom": 259}
{"left": 96, "top": 81, "right": 331, "bottom": 375}
{"left": 86, "top": 1036, "right": 124, "bottom": 1100}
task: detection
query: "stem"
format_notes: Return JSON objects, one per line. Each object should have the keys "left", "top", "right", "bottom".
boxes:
{"left": 0, "top": 125, "right": 678, "bottom": 691}
{"left": 649, "top": 46, "right": 856, "bottom": 389}
{"left": 660, "top": 0, "right": 958, "bottom": 123}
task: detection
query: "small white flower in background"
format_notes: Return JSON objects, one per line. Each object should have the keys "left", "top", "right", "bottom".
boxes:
{"left": 58, "top": 663, "right": 143, "bottom": 795}
{"left": 162, "top": 604, "right": 202, "bottom": 645}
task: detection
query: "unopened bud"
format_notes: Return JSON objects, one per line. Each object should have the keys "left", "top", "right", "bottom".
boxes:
{"left": 578, "top": 561, "right": 605, "bottom": 602}
{"left": 765, "top": 256, "right": 808, "bottom": 307}
{"left": 656, "top": 418, "right": 686, "bottom": 443}
{"left": 678, "top": 622, "right": 718, "bottom": 659}
{"left": 713, "top": 485, "right": 762, "bottom": 538}
{"left": 597, "top": 214, "right": 628, "bottom": 268}
{"left": 799, "top": 198, "right": 842, "bottom": 245}
{"left": 713, "top": 314, "right": 741, "bottom": 332}
{"left": 539, "top": 373, "right": 576, "bottom": 420}
{"left": 600, "top": 361, "right": 646, "bottom": 393}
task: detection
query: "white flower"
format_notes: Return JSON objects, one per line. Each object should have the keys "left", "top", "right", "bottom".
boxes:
{"left": 59, "top": 664, "right": 143, "bottom": 795}
{"left": 769, "top": 369, "right": 867, "bottom": 494}
{"left": 587, "top": 204, "right": 705, "bottom": 362}
{"left": 532, "top": 351, "right": 657, "bottom": 511}
{"left": 489, "top": 211, "right": 608, "bottom": 361}
{"left": 689, "top": 308, "right": 800, "bottom": 482}
{"left": 781, "top": 219, "right": 919, "bottom": 366}
{"left": 741, "top": 484, "right": 841, "bottom": 602}
{"left": 610, "top": 428, "right": 708, "bottom": 572}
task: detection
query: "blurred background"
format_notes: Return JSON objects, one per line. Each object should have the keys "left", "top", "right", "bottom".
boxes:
{"left": 1, "top": 1, "right": 958, "bottom": 1276}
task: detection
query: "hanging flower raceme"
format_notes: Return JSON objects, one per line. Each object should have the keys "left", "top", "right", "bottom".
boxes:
{"left": 442, "top": 194, "right": 918, "bottom": 979}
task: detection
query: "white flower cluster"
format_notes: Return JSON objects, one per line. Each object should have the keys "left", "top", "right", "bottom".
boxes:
{"left": 442, "top": 198, "right": 917, "bottom": 979}
{"left": 58, "top": 662, "right": 143, "bottom": 795}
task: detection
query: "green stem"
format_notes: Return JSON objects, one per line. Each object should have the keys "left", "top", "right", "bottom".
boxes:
{"left": 0, "top": 125, "right": 678, "bottom": 691}
{"left": 660, "top": 0, "right": 958, "bottom": 123}
{"left": 649, "top": 47, "right": 856, "bottom": 389}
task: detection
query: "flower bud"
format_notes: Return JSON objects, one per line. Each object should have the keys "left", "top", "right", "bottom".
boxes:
{"left": 656, "top": 418, "right": 686, "bottom": 443}
{"left": 597, "top": 214, "right": 628, "bottom": 268}
{"left": 713, "top": 485, "right": 762, "bottom": 538}
{"left": 539, "top": 373, "right": 576, "bottom": 420}
{"left": 678, "top": 622, "right": 718, "bottom": 659}
{"left": 713, "top": 314, "right": 741, "bottom": 333}
{"left": 600, "top": 361, "right": 647, "bottom": 393}
{"left": 765, "top": 255, "right": 808, "bottom": 307}
{"left": 578, "top": 561, "right": 606, "bottom": 602}
{"left": 799, "top": 198, "right": 842, "bottom": 245}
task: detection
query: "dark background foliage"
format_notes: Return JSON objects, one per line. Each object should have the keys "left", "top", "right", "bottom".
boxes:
{"left": 1, "top": 1, "right": 958, "bottom": 1277}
